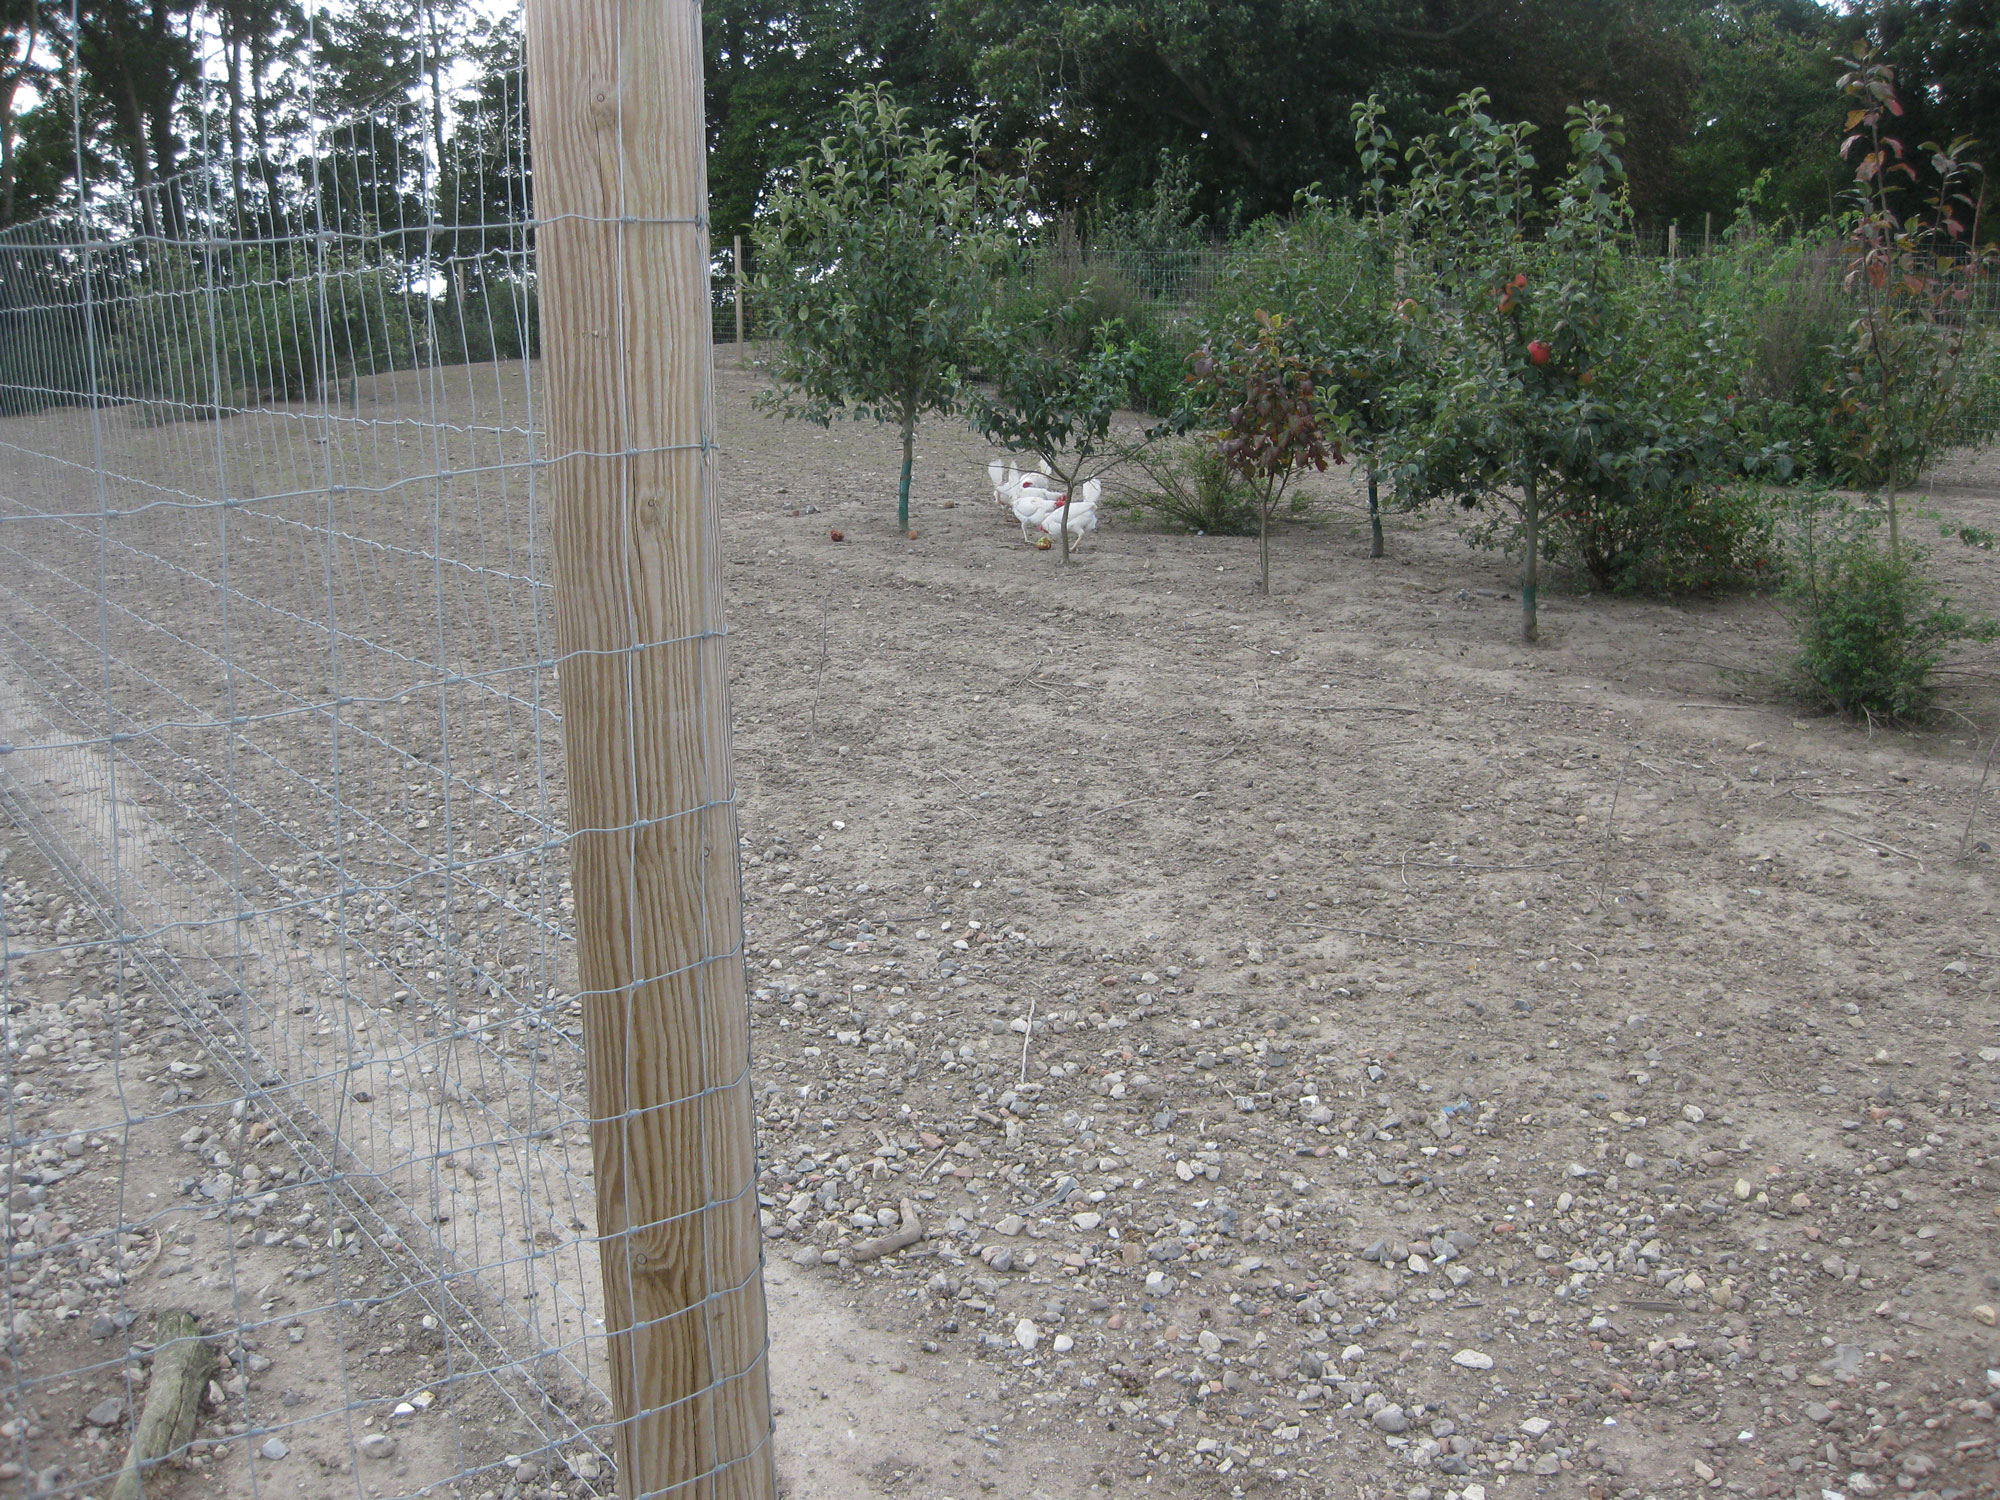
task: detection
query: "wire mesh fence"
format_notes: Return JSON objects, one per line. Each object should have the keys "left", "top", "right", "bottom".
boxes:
{"left": 1, "top": 9, "right": 766, "bottom": 1496}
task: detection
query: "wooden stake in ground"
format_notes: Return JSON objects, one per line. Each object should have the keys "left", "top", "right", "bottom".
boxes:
{"left": 110, "top": 1311, "right": 213, "bottom": 1500}
{"left": 523, "top": 2, "right": 774, "bottom": 1497}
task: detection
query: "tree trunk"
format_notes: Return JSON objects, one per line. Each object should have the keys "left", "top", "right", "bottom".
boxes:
{"left": 1258, "top": 484, "right": 1272, "bottom": 594}
{"left": 1521, "top": 472, "right": 1541, "bottom": 644}
{"left": 0, "top": 68, "right": 18, "bottom": 231}
{"left": 0, "top": 4, "right": 33, "bottom": 228}
{"left": 249, "top": 35, "right": 280, "bottom": 232}
{"left": 224, "top": 36, "right": 248, "bottom": 223}
{"left": 1885, "top": 481, "right": 1900, "bottom": 560}
{"left": 144, "top": 0, "right": 187, "bottom": 243}
{"left": 1367, "top": 467, "right": 1384, "bottom": 559}
{"left": 1054, "top": 467, "right": 1076, "bottom": 564}
{"left": 423, "top": 0, "right": 448, "bottom": 184}
{"left": 897, "top": 401, "right": 916, "bottom": 534}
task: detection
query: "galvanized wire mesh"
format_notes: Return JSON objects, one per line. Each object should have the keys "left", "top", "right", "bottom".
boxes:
{"left": 0, "top": 16, "right": 759, "bottom": 1497}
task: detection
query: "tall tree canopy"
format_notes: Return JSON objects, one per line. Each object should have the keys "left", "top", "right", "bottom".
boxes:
{"left": 1659, "top": 0, "right": 1843, "bottom": 228}
{"left": 937, "top": 0, "right": 1703, "bottom": 223}
{"left": 706, "top": 0, "right": 975, "bottom": 237}
{"left": 1, "top": 0, "right": 1984, "bottom": 246}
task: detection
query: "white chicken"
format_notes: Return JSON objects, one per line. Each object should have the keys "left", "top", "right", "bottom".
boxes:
{"left": 1039, "top": 486, "right": 1099, "bottom": 550}
{"left": 989, "top": 458, "right": 1055, "bottom": 512}
{"left": 1010, "top": 483, "right": 1061, "bottom": 542}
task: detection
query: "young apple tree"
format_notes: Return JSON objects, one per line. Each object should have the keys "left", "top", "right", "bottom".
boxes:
{"left": 965, "top": 298, "right": 1145, "bottom": 563}
{"left": 1834, "top": 44, "right": 1997, "bottom": 557}
{"left": 754, "top": 86, "right": 1031, "bottom": 533}
{"left": 1189, "top": 310, "right": 1343, "bottom": 595}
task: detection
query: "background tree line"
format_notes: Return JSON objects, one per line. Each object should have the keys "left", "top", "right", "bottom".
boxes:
{"left": 3, "top": 1, "right": 2000, "bottom": 240}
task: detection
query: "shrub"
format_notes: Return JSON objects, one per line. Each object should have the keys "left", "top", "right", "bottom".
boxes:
{"left": 1697, "top": 232, "right": 1853, "bottom": 479}
{"left": 434, "top": 275, "right": 538, "bottom": 365}
{"left": 1111, "top": 438, "right": 1261, "bottom": 535}
{"left": 996, "top": 249, "right": 1193, "bottom": 415}
{"left": 1204, "top": 158, "right": 1411, "bottom": 557}
{"left": 1829, "top": 46, "right": 1999, "bottom": 554}
{"left": 105, "top": 248, "right": 423, "bottom": 415}
{"left": 1792, "top": 500, "right": 1992, "bottom": 724}
{"left": 1554, "top": 480, "right": 1781, "bottom": 596}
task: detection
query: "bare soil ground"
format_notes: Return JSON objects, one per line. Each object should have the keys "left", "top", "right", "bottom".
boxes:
{"left": 4, "top": 357, "right": 1999, "bottom": 1500}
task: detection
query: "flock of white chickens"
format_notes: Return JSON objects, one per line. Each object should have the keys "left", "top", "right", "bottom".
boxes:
{"left": 987, "top": 460, "right": 1102, "bottom": 550}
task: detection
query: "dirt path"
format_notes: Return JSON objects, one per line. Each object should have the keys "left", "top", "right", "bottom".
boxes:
{"left": 4, "top": 359, "right": 1998, "bottom": 1500}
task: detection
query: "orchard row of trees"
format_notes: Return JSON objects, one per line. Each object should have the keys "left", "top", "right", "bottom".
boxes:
{"left": 5, "top": 1, "right": 2000, "bottom": 239}
{"left": 754, "top": 56, "right": 1998, "bottom": 718}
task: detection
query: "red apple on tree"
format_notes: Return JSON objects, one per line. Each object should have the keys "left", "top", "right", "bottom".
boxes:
{"left": 1527, "top": 340, "right": 1552, "bottom": 366}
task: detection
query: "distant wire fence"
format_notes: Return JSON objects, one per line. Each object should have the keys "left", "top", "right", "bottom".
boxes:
{"left": 0, "top": 32, "right": 763, "bottom": 1499}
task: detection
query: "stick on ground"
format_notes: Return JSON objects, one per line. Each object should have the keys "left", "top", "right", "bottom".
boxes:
{"left": 1960, "top": 730, "right": 1999, "bottom": 859}
{"left": 850, "top": 1199, "right": 925, "bottom": 1263}
{"left": 111, "top": 1311, "right": 214, "bottom": 1500}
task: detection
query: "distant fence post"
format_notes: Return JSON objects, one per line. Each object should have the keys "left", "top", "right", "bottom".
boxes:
{"left": 734, "top": 231, "right": 746, "bottom": 366}
{"left": 522, "top": 0, "right": 775, "bottom": 1496}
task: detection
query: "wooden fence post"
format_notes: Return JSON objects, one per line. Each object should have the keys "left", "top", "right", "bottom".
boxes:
{"left": 522, "top": 2, "right": 774, "bottom": 1497}
{"left": 733, "top": 232, "right": 746, "bottom": 366}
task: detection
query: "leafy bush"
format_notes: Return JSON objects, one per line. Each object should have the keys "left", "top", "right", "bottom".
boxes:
{"left": 1554, "top": 480, "right": 1781, "bottom": 596}
{"left": 995, "top": 249, "right": 1193, "bottom": 415}
{"left": 1203, "top": 163, "right": 1412, "bottom": 556}
{"left": 1697, "top": 232, "right": 1852, "bottom": 478}
{"left": 434, "top": 275, "right": 538, "bottom": 365}
{"left": 1789, "top": 538, "right": 1994, "bottom": 722}
{"left": 105, "top": 249, "right": 423, "bottom": 416}
{"left": 1187, "top": 309, "right": 1342, "bottom": 593}
{"left": 1111, "top": 438, "right": 1261, "bottom": 535}
{"left": 1124, "top": 317, "right": 1201, "bottom": 415}
{"left": 1777, "top": 485, "right": 1995, "bottom": 720}
{"left": 1532, "top": 254, "right": 1768, "bottom": 592}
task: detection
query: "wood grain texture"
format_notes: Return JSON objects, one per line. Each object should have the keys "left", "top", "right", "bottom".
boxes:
{"left": 522, "top": 2, "right": 773, "bottom": 1495}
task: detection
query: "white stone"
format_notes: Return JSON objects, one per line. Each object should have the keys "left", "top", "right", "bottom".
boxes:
{"left": 1451, "top": 1349, "right": 1494, "bottom": 1370}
